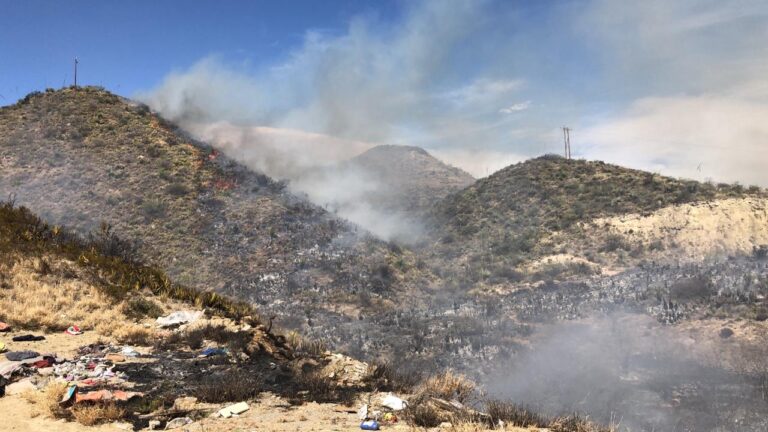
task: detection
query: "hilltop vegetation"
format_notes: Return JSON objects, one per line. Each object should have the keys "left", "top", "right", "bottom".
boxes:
{"left": 0, "top": 87, "right": 417, "bottom": 328}
{"left": 344, "top": 144, "right": 475, "bottom": 215}
{"left": 427, "top": 155, "right": 764, "bottom": 286}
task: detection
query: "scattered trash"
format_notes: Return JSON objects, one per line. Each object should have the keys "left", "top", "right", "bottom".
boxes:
{"left": 218, "top": 401, "right": 249, "bottom": 418}
{"left": 64, "top": 325, "right": 83, "bottom": 335}
{"left": 5, "top": 350, "right": 40, "bottom": 361}
{"left": 0, "top": 361, "right": 21, "bottom": 379}
{"left": 105, "top": 354, "right": 126, "bottom": 363}
{"left": 381, "top": 412, "right": 398, "bottom": 424}
{"left": 199, "top": 347, "right": 227, "bottom": 357}
{"left": 156, "top": 311, "right": 202, "bottom": 328}
{"left": 31, "top": 356, "right": 55, "bottom": 368}
{"left": 121, "top": 346, "right": 139, "bottom": 357}
{"left": 165, "top": 416, "right": 193, "bottom": 429}
{"left": 357, "top": 403, "right": 368, "bottom": 420}
{"left": 75, "top": 389, "right": 142, "bottom": 403}
{"left": 381, "top": 393, "right": 408, "bottom": 411}
{"left": 148, "top": 419, "right": 162, "bottom": 430}
{"left": 60, "top": 385, "right": 77, "bottom": 404}
{"left": 360, "top": 419, "right": 380, "bottom": 430}
{"left": 0, "top": 342, "right": 5, "bottom": 353}
{"left": 0, "top": 322, "right": 10, "bottom": 332}
{"left": 11, "top": 334, "right": 45, "bottom": 342}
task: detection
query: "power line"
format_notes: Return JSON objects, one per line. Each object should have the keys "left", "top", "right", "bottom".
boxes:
{"left": 73, "top": 58, "right": 79, "bottom": 88}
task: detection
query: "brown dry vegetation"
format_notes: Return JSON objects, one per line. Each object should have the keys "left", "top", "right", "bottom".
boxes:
{"left": 0, "top": 257, "right": 152, "bottom": 339}
{"left": 0, "top": 199, "right": 260, "bottom": 323}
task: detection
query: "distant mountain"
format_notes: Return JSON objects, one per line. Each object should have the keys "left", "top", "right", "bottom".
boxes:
{"left": 0, "top": 87, "right": 408, "bottom": 327}
{"left": 345, "top": 145, "right": 475, "bottom": 215}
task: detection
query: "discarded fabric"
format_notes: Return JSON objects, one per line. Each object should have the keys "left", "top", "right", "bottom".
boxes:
{"left": 5, "top": 350, "right": 40, "bottom": 361}
{"left": 65, "top": 325, "right": 83, "bottom": 335}
{"left": 361, "top": 420, "right": 380, "bottom": 430}
{"left": 0, "top": 361, "right": 22, "bottom": 379}
{"left": 156, "top": 311, "right": 202, "bottom": 327}
{"left": 75, "top": 389, "right": 141, "bottom": 403}
{"left": 12, "top": 334, "right": 45, "bottom": 342}
{"left": 32, "top": 356, "right": 55, "bottom": 368}
{"left": 218, "top": 401, "right": 249, "bottom": 418}
{"left": 381, "top": 394, "right": 408, "bottom": 411}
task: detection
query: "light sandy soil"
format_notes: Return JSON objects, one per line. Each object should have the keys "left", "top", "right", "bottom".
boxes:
{"left": 594, "top": 197, "right": 768, "bottom": 261}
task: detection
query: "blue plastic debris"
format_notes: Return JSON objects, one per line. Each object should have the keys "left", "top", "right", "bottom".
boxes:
{"left": 361, "top": 420, "right": 380, "bottom": 430}
{"left": 200, "top": 347, "right": 227, "bottom": 357}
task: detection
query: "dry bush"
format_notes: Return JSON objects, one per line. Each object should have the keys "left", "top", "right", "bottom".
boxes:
{"left": 364, "top": 360, "right": 422, "bottom": 393}
{"left": 194, "top": 370, "right": 263, "bottom": 403}
{"left": 406, "top": 401, "right": 444, "bottom": 428}
{"left": 286, "top": 330, "right": 327, "bottom": 357}
{"left": 420, "top": 370, "right": 476, "bottom": 404}
{"left": 290, "top": 371, "right": 356, "bottom": 405}
{"left": 549, "top": 415, "right": 614, "bottom": 432}
{"left": 71, "top": 402, "right": 125, "bottom": 426}
{"left": 23, "top": 382, "right": 70, "bottom": 420}
{"left": 486, "top": 399, "right": 546, "bottom": 427}
{"left": 111, "top": 324, "right": 154, "bottom": 345}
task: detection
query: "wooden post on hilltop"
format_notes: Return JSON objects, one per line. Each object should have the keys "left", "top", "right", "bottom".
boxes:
{"left": 73, "top": 58, "right": 79, "bottom": 88}
{"left": 562, "top": 126, "right": 572, "bottom": 159}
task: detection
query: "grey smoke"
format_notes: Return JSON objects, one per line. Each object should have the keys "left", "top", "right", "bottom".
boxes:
{"left": 486, "top": 312, "right": 760, "bottom": 431}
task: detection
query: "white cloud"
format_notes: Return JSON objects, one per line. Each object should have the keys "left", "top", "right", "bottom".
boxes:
{"left": 428, "top": 148, "right": 526, "bottom": 178}
{"left": 499, "top": 101, "right": 531, "bottom": 114}
{"left": 581, "top": 95, "right": 768, "bottom": 186}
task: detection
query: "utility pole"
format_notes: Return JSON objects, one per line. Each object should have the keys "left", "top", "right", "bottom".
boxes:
{"left": 562, "top": 126, "right": 572, "bottom": 159}
{"left": 73, "top": 58, "right": 79, "bottom": 88}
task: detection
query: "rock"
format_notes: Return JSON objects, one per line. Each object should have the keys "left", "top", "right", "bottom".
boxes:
{"left": 720, "top": 327, "right": 734, "bottom": 338}
{"left": 439, "top": 422, "right": 453, "bottom": 429}
{"left": 173, "top": 396, "right": 198, "bottom": 411}
{"left": 165, "top": 416, "right": 193, "bottom": 429}
{"left": 148, "top": 420, "right": 161, "bottom": 430}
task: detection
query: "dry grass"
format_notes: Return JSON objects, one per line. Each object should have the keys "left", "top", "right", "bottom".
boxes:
{"left": 419, "top": 370, "right": 476, "bottom": 404}
{"left": 23, "top": 382, "right": 70, "bottom": 420}
{"left": 71, "top": 402, "right": 126, "bottom": 426}
{"left": 0, "top": 257, "right": 157, "bottom": 340}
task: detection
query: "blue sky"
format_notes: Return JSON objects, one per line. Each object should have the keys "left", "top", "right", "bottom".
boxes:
{"left": 2, "top": 0, "right": 767, "bottom": 185}
{"left": 0, "top": 1, "right": 400, "bottom": 98}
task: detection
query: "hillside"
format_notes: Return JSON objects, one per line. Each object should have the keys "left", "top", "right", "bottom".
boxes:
{"left": 0, "top": 199, "right": 609, "bottom": 432}
{"left": 344, "top": 145, "right": 475, "bottom": 214}
{"left": 0, "top": 87, "right": 418, "bottom": 331}
{"left": 427, "top": 155, "right": 765, "bottom": 285}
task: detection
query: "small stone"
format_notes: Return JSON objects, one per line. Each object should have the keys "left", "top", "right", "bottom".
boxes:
{"left": 148, "top": 420, "right": 161, "bottom": 430}
{"left": 173, "top": 396, "right": 198, "bottom": 411}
